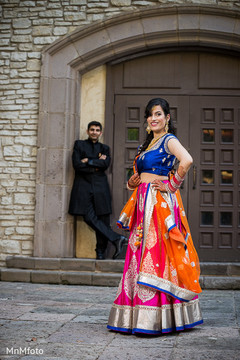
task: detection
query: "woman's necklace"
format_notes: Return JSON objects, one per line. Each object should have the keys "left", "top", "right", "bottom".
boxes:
{"left": 146, "top": 132, "right": 167, "bottom": 151}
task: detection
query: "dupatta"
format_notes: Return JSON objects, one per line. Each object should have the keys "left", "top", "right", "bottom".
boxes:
{"left": 117, "top": 186, "right": 202, "bottom": 301}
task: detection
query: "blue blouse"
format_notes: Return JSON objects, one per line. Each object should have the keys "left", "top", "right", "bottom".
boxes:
{"left": 136, "top": 134, "right": 177, "bottom": 176}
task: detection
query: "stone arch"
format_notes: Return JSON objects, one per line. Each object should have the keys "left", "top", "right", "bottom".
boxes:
{"left": 34, "top": 5, "right": 240, "bottom": 257}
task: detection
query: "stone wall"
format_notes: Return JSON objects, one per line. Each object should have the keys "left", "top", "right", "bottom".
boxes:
{"left": 0, "top": 0, "right": 239, "bottom": 267}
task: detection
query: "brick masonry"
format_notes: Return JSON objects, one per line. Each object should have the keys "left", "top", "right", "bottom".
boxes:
{"left": 0, "top": 0, "right": 239, "bottom": 267}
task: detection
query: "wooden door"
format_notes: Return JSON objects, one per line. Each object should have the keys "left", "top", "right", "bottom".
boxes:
{"left": 189, "top": 96, "right": 240, "bottom": 261}
{"left": 107, "top": 50, "right": 240, "bottom": 261}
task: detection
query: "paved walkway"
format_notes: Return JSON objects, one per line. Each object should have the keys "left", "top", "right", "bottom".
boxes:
{"left": 0, "top": 282, "right": 239, "bottom": 360}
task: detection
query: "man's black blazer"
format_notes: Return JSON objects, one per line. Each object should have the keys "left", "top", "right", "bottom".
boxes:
{"left": 68, "top": 139, "right": 112, "bottom": 216}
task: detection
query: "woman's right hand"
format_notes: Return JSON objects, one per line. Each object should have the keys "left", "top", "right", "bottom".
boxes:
{"left": 128, "top": 173, "right": 141, "bottom": 188}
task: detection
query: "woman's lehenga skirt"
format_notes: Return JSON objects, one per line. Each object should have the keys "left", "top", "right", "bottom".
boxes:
{"left": 107, "top": 183, "right": 203, "bottom": 335}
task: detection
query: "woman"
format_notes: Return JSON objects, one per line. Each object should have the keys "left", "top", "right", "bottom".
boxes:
{"left": 107, "top": 98, "right": 203, "bottom": 335}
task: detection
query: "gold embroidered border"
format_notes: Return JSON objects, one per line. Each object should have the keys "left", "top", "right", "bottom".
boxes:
{"left": 108, "top": 299, "right": 202, "bottom": 333}
{"left": 142, "top": 185, "right": 157, "bottom": 255}
{"left": 118, "top": 212, "right": 129, "bottom": 228}
{"left": 138, "top": 272, "right": 198, "bottom": 301}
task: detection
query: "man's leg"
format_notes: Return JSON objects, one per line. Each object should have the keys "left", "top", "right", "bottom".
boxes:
{"left": 83, "top": 201, "right": 127, "bottom": 259}
{"left": 95, "top": 214, "right": 110, "bottom": 259}
{"left": 84, "top": 205, "right": 119, "bottom": 242}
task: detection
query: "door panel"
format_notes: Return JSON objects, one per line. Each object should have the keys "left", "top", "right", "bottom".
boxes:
{"left": 189, "top": 96, "right": 240, "bottom": 261}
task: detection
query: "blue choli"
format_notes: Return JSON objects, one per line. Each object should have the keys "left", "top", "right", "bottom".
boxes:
{"left": 136, "top": 134, "right": 177, "bottom": 176}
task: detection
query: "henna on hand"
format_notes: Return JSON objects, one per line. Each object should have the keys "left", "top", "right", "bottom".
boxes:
{"left": 127, "top": 173, "right": 141, "bottom": 189}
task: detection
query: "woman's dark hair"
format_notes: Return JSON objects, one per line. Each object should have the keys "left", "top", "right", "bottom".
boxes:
{"left": 138, "top": 97, "right": 175, "bottom": 154}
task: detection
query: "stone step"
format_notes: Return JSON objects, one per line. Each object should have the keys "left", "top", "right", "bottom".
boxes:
{"left": 0, "top": 268, "right": 121, "bottom": 286}
{"left": 2, "top": 256, "right": 240, "bottom": 289}
{"left": 5, "top": 256, "right": 240, "bottom": 276}
{"left": 1, "top": 267, "right": 240, "bottom": 289}
{"left": 6, "top": 256, "right": 125, "bottom": 273}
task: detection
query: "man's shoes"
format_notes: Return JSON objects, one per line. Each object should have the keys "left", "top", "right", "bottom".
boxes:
{"left": 112, "top": 235, "right": 128, "bottom": 259}
{"left": 96, "top": 251, "right": 105, "bottom": 260}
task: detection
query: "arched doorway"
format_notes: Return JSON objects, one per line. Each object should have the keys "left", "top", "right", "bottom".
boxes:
{"left": 106, "top": 50, "right": 240, "bottom": 262}
{"left": 35, "top": 5, "right": 240, "bottom": 261}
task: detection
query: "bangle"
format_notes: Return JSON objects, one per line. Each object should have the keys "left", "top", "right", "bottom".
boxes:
{"left": 126, "top": 180, "right": 135, "bottom": 191}
{"left": 166, "top": 170, "right": 185, "bottom": 193}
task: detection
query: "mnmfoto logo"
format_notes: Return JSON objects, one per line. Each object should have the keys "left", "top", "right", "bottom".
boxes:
{"left": 6, "top": 347, "right": 44, "bottom": 355}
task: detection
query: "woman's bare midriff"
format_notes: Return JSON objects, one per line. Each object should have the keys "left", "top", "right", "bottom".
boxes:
{"left": 140, "top": 172, "right": 168, "bottom": 183}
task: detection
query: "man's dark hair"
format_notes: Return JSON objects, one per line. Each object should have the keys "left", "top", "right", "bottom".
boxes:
{"left": 87, "top": 121, "right": 102, "bottom": 131}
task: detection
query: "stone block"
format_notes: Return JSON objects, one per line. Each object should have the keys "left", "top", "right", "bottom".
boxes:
{"left": 53, "top": 27, "right": 68, "bottom": 36}
{"left": 142, "top": 13, "right": 178, "bottom": 34}
{"left": 60, "top": 258, "right": 95, "bottom": 271}
{"left": 87, "top": 2, "right": 108, "bottom": 8}
{"left": 1, "top": 268, "right": 31, "bottom": 282}
{"left": 4, "top": 227, "right": 14, "bottom": 236}
{"left": 178, "top": 13, "right": 200, "bottom": 30}
{"left": 227, "top": 263, "right": 240, "bottom": 276}
{"left": 22, "top": 240, "right": 33, "bottom": 250}
{"left": 64, "top": 12, "right": 86, "bottom": 21}
{"left": 32, "top": 26, "right": 53, "bottom": 36}
{"left": 39, "top": 10, "right": 63, "bottom": 17}
{"left": 14, "top": 193, "right": 35, "bottom": 205}
{"left": 1, "top": 220, "right": 17, "bottom": 227}
{"left": 18, "top": 71, "right": 39, "bottom": 78}
{"left": 18, "top": 43, "right": 33, "bottom": 51}
{"left": 61, "top": 271, "right": 92, "bottom": 285}
{"left": 200, "top": 262, "right": 228, "bottom": 276}
{"left": 32, "top": 18, "right": 54, "bottom": 26}
{"left": 31, "top": 270, "right": 61, "bottom": 284}
{"left": 34, "top": 257, "right": 60, "bottom": 270}
{"left": 44, "top": 186, "right": 63, "bottom": 220}
{"left": 27, "top": 59, "right": 41, "bottom": 71}
{"left": 199, "top": 12, "right": 235, "bottom": 34}
{"left": 0, "top": 104, "right": 22, "bottom": 111}
{"left": 111, "top": 0, "right": 131, "bottom": 5}
{"left": 10, "top": 52, "right": 27, "bottom": 61}
{"left": 33, "top": 36, "right": 58, "bottom": 45}
{"left": 45, "top": 149, "right": 64, "bottom": 185}
{"left": 6, "top": 255, "right": 35, "bottom": 269}
{"left": 46, "top": 113, "right": 65, "bottom": 148}
{"left": 48, "top": 45, "right": 79, "bottom": 78}
{"left": 1, "top": 196, "right": 13, "bottom": 205}
{"left": 34, "top": 220, "right": 73, "bottom": 258}
{"left": 203, "top": 276, "right": 240, "bottom": 290}
{"left": 27, "top": 52, "right": 41, "bottom": 59}
{"left": 3, "top": 145, "right": 23, "bottom": 157}
{"left": 95, "top": 260, "right": 124, "bottom": 273}
{"left": 19, "top": 1, "right": 36, "bottom": 7}
{"left": 16, "top": 227, "right": 34, "bottom": 235}
{"left": 0, "top": 240, "right": 21, "bottom": 254}
{"left": 17, "top": 217, "right": 35, "bottom": 224}
{"left": 92, "top": 272, "right": 121, "bottom": 286}
{"left": 48, "top": 78, "right": 67, "bottom": 113}
{"left": 70, "top": 0, "right": 87, "bottom": 5}
{"left": 11, "top": 35, "right": 32, "bottom": 43}
{"left": 15, "top": 136, "right": 36, "bottom": 145}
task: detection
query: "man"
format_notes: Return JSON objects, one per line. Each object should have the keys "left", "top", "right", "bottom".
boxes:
{"left": 69, "top": 121, "right": 127, "bottom": 260}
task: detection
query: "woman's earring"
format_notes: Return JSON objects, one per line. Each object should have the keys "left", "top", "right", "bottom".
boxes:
{"left": 165, "top": 121, "right": 169, "bottom": 133}
{"left": 146, "top": 125, "right": 151, "bottom": 134}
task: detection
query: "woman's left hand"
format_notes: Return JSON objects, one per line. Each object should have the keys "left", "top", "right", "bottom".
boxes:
{"left": 151, "top": 179, "right": 168, "bottom": 192}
